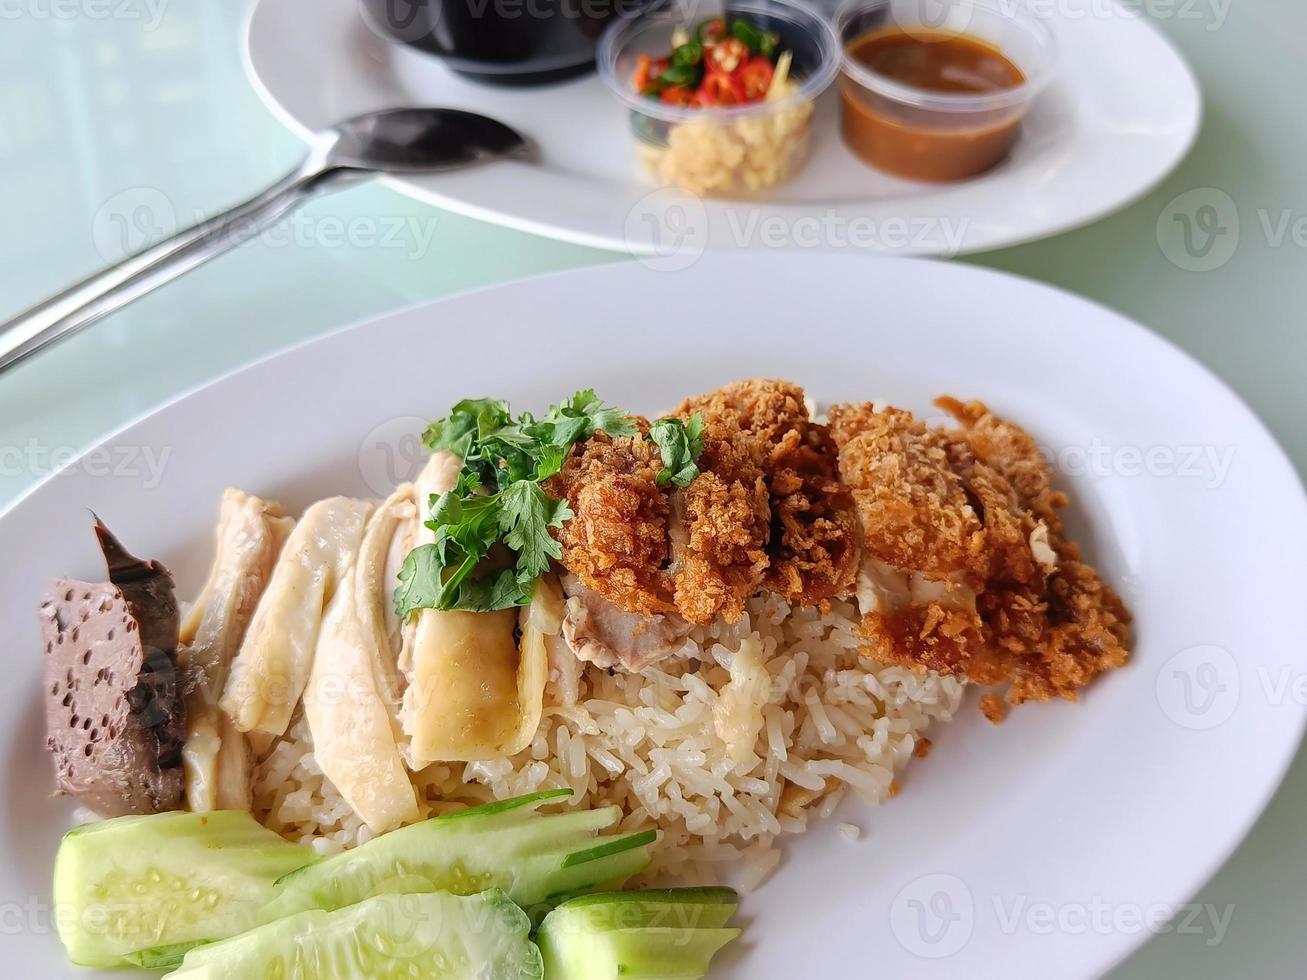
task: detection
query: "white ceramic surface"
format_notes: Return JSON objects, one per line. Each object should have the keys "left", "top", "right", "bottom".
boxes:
{"left": 242, "top": 0, "right": 1202, "bottom": 256}
{"left": 4, "top": 255, "right": 1304, "bottom": 978}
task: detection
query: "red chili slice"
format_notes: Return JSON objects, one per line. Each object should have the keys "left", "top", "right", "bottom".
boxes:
{"left": 738, "top": 56, "right": 775, "bottom": 101}
{"left": 698, "top": 17, "right": 726, "bottom": 45}
{"left": 698, "top": 71, "right": 745, "bottom": 107}
{"left": 660, "top": 84, "right": 695, "bottom": 107}
{"left": 708, "top": 37, "right": 750, "bottom": 74}
{"left": 633, "top": 55, "right": 668, "bottom": 92}
{"left": 633, "top": 54, "right": 652, "bottom": 90}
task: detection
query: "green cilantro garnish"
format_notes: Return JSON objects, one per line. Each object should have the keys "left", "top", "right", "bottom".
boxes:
{"left": 649, "top": 415, "right": 705, "bottom": 488}
{"left": 395, "top": 391, "right": 635, "bottom": 617}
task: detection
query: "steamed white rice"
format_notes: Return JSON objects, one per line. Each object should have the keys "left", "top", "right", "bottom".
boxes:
{"left": 253, "top": 593, "right": 964, "bottom": 889}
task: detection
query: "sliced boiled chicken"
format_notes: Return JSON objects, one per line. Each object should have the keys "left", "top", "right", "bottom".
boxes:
{"left": 399, "top": 452, "right": 549, "bottom": 765}
{"left": 560, "top": 572, "right": 694, "bottom": 672}
{"left": 301, "top": 486, "right": 419, "bottom": 833}
{"left": 220, "top": 496, "right": 373, "bottom": 737}
{"left": 179, "top": 489, "right": 294, "bottom": 812}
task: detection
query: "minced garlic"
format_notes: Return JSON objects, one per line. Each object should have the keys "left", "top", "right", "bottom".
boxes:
{"left": 636, "top": 54, "right": 813, "bottom": 196}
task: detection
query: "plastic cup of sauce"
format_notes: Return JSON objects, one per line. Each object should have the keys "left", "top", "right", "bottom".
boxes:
{"left": 835, "top": 0, "right": 1057, "bottom": 181}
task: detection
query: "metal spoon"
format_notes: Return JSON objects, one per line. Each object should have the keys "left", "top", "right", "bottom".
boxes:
{"left": 0, "top": 108, "right": 530, "bottom": 374}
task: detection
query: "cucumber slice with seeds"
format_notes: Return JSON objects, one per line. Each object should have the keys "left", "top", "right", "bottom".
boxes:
{"left": 543, "top": 887, "right": 739, "bottom": 931}
{"left": 164, "top": 890, "right": 542, "bottom": 980}
{"left": 53, "top": 810, "right": 316, "bottom": 968}
{"left": 536, "top": 888, "right": 742, "bottom": 980}
{"left": 261, "top": 790, "right": 656, "bottom": 924}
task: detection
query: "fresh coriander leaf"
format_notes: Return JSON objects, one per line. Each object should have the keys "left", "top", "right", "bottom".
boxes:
{"left": 499, "top": 480, "right": 570, "bottom": 581}
{"left": 590, "top": 405, "right": 640, "bottom": 438}
{"left": 428, "top": 489, "right": 461, "bottom": 527}
{"left": 544, "top": 389, "right": 640, "bottom": 441}
{"left": 686, "top": 413, "right": 704, "bottom": 454}
{"left": 463, "top": 398, "right": 513, "bottom": 436}
{"left": 398, "top": 482, "right": 507, "bottom": 611}
{"left": 435, "top": 549, "right": 484, "bottom": 609}
{"left": 537, "top": 414, "right": 589, "bottom": 449}
{"left": 447, "top": 567, "right": 531, "bottom": 613}
{"left": 400, "top": 390, "right": 635, "bottom": 614}
{"left": 394, "top": 543, "right": 445, "bottom": 618}
{"left": 535, "top": 444, "right": 568, "bottom": 482}
{"left": 649, "top": 415, "right": 706, "bottom": 488}
{"left": 493, "top": 568, "right": 534, "bottom": 609}
{"left": 428, "top": 486, "right": 502, "bottom": 553}
{"left": 422, "top": 398, "right": 510, "bottom": 455}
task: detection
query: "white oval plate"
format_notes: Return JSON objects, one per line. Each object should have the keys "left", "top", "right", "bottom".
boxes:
{"left": 243, "top": 0, "right": 1200, "bottom": 256}
{"left": 3, "top": 255, "right": 1303, "bottom": 978}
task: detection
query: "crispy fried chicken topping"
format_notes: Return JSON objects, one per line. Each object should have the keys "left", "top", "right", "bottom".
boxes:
{"left": 551, "top": 382, "right": 1129, "bottom": 701}
{"left": 830, "top": 397, "right": 1130, "bottom": 718}
{"left": 677, "top": 379, "right": 861, "bottom": 608}
{"left": 547, "top": 428, "right": 676, "bottom": 618}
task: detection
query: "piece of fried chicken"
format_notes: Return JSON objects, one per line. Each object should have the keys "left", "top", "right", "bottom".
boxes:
{"left": 827, "top": 402, "right": 987, "bottom": 677}
{"left": 938, "top": 397, "right": 1131, "bottom": 707}
{"left": 546, "top": 424, "right": 674, "bottom": 619}
{"left": 676, "top": 379, "right": 862, "bottom": 608}
{"left": 829, "top": 398, "right": 1130, "bottom": 718}
{"left": 547, "top": 421, "right": 770, "bottom": 633}
{"left": 548, "top": 379, "right": 862, "bottom": 672}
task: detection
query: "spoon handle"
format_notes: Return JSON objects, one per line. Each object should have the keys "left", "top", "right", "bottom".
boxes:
{"left": 0, "top": 159, "right": 359, "bottom": 375}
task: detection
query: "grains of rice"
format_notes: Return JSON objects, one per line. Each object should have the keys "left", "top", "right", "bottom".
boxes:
{"left": 804, "top": 687, "right": 838, "bottom": 744}
{"left": 252, "top": 595, "right": 964, "bottom": 887}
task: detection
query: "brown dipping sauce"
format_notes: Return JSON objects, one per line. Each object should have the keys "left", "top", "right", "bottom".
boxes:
{"left": 840, "top": 28, "right": 1027, "bottom": 182}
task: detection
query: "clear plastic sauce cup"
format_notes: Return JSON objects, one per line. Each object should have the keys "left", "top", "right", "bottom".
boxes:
{"left": 835, "top": 0, "right": 1057, "bottom": 181}
{"left": 598, "top": 0, "right": 841, "bottom": 196}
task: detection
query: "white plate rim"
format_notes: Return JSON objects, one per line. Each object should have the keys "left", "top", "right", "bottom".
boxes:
{"left": 0, "top": 256, "right": 1283, "bottom": 527}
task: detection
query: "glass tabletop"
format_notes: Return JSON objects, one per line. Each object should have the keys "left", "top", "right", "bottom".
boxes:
{"left": 0, "top": 2, "right": 1302, "bottom": 975}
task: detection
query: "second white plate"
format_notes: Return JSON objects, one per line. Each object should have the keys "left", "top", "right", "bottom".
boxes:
{"left": 244, "top": 0, "right": 1200, "bottom": 256}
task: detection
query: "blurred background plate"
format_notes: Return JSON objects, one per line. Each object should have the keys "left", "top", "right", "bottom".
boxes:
{"left": 243, "top": 0, "right": 1202, "bottom": 255}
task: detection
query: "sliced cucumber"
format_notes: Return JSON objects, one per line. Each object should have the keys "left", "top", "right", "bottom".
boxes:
{"left": 261, "top": 790, "right": 656, "bottom": 924}
{"left": 53, "top": 810, "right": 316, "bottom": 968}
{"left": 568, "top": 928, "right": 741, "bottom": 978}
{"left": 537, "top": 889, "right": 742, "bottom": 980}
{"left": 542, "top": 887, "right": 739, "bottom": 931}
{"left": 123, "top": 941, "right": 207, "bottom": 969}
{"left": 439, "top": 787, "right": 571, "bottom": 820}
{"left": 164, "top": 890, "right": 543, "bottom": 980}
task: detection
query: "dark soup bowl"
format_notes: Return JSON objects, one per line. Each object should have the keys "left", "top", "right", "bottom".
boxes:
{"left": 361, "top": 0, "right": 655, "bottom": 85}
